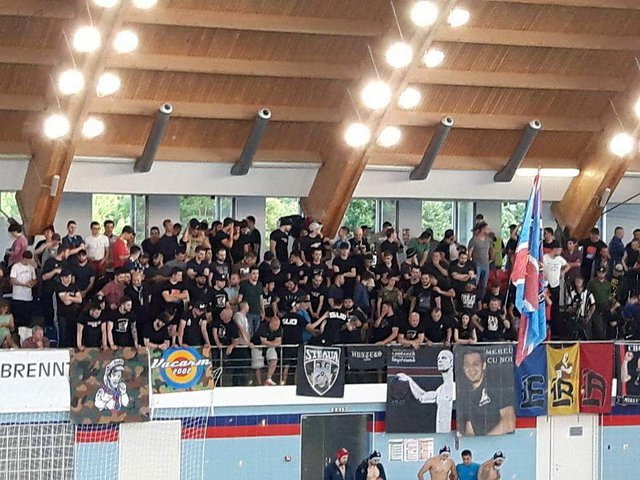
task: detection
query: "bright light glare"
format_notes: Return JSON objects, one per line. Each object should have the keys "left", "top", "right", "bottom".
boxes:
{"left": 609, "top": 133, "right": 635, "bottom": 158}
{"left": 58, "top": 69, "right": 84, "bottom": 95}
{"left": 448, "top": 7, "right": 470, "bottom": 27}
{"left": 635, "top": 96, "right": 640, "bottom": 119}
{"left": 411, "top": 1, "right": 439, "bottom": 27}
{"left": 96, "top": 72, "right": 121, "bottom": 97}
{"left": 44, "top": 114, "right": 70, "bottom": 139}
{"left": 73, "top": 26, "right": 101, "bottom": 53}
{"left": 386, "top": 42, "right": 413, "bottom": 69}
{"left": 377, "top": 126, "right": 402, "bottom": 148}
{"left": 113, "top": 30, "right": 139, "bottom": 53}
{"left": 344, "top": 123, "right": 371, "bottom": 148}
{"left": 94, "top": 0, "right": 119, "bottom": 7}
{"left": 423, "top": 48, "right": 445, "bottom": 68}
{"left": 133, "top": 0, "right": 158, "bottom": 9}
{"left": 82, "top": 117, "right": 105, "bottom": 139}
{"left": 516, "top": 168, "right": 580, "bottom": 178}
{"left": 398, "top": 87, "right": 422, "bottom": 109}
{"left": 361, "top": 80, "right": 391, "bottom": 110}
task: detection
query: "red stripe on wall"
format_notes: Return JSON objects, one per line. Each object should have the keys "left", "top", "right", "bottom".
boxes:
{"left": 206, "top": 424, "right": 301, "bottom": 438}
{"left": 602, "top": 415, "right": 640, "bottom": 426}
{"left": 516, "top": 418, "right": 537, "bottom": 429}
{"left": 76, "top": 429, "right": 119, "bottom": 443}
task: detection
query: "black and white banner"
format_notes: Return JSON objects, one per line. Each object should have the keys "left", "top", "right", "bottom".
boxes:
{"left": 296, "top": 345, "right": 345, "bottom": 398}
{"left": 346, "top": 345, "right": 387, "bottom": 371}
{"left": 386, "top": 346, "right": 454, "bottom": 434}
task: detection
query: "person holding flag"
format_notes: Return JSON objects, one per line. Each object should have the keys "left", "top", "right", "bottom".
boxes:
{"left": 511, "top": 175, "right": 547, "bottom": 366}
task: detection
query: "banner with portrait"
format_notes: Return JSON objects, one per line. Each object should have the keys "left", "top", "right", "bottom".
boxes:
{"left": 615, "top": 342, "right": 640, "bottom": 406}
{"left": 69, "top": 348, "right": 149, "bottom": 424}
{"left": 579, "top": 343, "right": 613, "bottom": 414}
{"left": 514, "top": 344, "right": 547, "bottom": 417}
{"left": 386, "top": 346, "right": 454, "bottom": 434}
{"left": 547, "top": 344, "right": 580, "bottom": 415}
{"left": 454, "top": 344, "right": 516, "bottom": 436}
{"left": 296, "top": 345, "right": 345, "bottom": 398}
{"left": 150, "top": 346, "right": 215, "bottom": 394}
{"left": 346, "top": 345, "right": 387, "bottom": 371}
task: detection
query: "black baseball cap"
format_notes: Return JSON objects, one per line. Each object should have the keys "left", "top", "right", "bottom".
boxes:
{"left": 193, "top": 301, "right": 208, "bottom": 311}
{"left": 60, "top": 268, "right": 73, "bottom": 277}
{"left": 214, "top": 272, "right": 228, "bottom": 282}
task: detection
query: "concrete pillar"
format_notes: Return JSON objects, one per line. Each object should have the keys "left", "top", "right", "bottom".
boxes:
{"left": 397, "top": 199, "right": 422, "bottom": 241}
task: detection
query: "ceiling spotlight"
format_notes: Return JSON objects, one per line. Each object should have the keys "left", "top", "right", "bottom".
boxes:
{"left": 96, "top": 72, "right": 121, "bottom": 97}
{"left": 423, "top": 48, "right": 445, "bottom": 68}
{"left": 133, "top": 0, "right": 158, "bottom": 9}
{"left": 44, "top": 114, "right": 70, "bottom": 139}
{"left": 361, "top": 80, "right": 392, "bottom": 110}
{"left": 114, "top": 30, "right": 139, "bottom": 53}
{"left": 610, "top": 133, "right": 635, "bottom": 158}
{"left": 398, "top": 87, "right": 422, "bottom": 109}
{"left": 58, "top": 69, "right": 84, "bottom": 95}
{"left": 411, "top": 1, "right": 439, "bottom": 27}
{"left": 82, "top": 117, "right": 105, "bottom": 139}
{"left": 73, "top": 26, "right": 101, "bottom": 53}
{"left": 377, "top": 126, "right": 402, "bottom": 148}
{"left": 94, "top": 0, "right": 119, "bottom": 7}
{"left": 386, "top": 42, "right": 413, "bottom": 69}
{"left": 344, "top": 123, "right": 371, "bottom": 148}
{"left": 448, "top": 7, "right": 470, "bottom": 27}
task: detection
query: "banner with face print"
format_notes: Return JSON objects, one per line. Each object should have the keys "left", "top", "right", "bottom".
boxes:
{"left": 386, "top": 346, "right": 454, "bottom": 434}
{"left": 454, "top": 344, "right": 516, "bottom": 436}
{"left": 514, "top": 344, "right": 547, "bottom": 417}
{"left": 615, "top": 342, "right": 640, "bottom": 406}
{"left": 547, "top": 344, "right": 580, "bottom": 415}
{"left": 70, "top": 348, "right": 149, "bottom": 424}
{"left": 579, "top": 343, "right": 613, "bottom": 414}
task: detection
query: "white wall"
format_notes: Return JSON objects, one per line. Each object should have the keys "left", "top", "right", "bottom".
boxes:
{"left": 236, "top": 196, "right": 266, "bottom": 237}
{"left": 604, "top": 203, "right": 640, "bottom": 244}
{"left": 397, "top": 199, "right": 422, "bottom": 239}
{"left": 54, "top": 193, "right": 93, "bottom": 237}
{"left": 147, "top": 195, "right": 180, "bottom": 232}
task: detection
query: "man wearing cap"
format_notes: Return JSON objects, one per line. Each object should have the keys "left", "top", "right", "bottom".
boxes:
{"left": 270, "top": 217, "right": 292, "bottom": 263}
{"left": 324, "top": 447, "right": 355, "bottom": 480}
{"left": 355, "top": 451, "right": 386, "bottom": 480}
{"left": 479, "top": 452, "right": 505, "bottom": 480}
{"left": 298, "top": 221, "right": 327, "bottom": 262}
{"left": 417, "top": 446, "right": 458, "bottom": 480}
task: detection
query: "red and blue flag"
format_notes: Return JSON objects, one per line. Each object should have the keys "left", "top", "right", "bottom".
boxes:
{"left": 512, "top": 175, "right": 546, "bottom": 366}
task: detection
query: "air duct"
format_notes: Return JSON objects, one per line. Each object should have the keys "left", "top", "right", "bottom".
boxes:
{"left": 494, "top": 119, "right": 542, "bottom": 182}
{"left": 409, "top": 116, "right": 454, "bottom": 181}
{"left": 231, "top": 108, "right": 272, "bottom": 176}
{"left": 133, "top": 103, "right": 173, "bottom": 173}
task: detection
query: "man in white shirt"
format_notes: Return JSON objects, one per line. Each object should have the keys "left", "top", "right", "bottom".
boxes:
{"left": 543, "top": 241, "right": 570, "bottom": 338}
{"left": 85, "top": 221, "right": 110, "bottom": 275}
{"left": 10, "top": 251, "right": 37, "bottom": 327}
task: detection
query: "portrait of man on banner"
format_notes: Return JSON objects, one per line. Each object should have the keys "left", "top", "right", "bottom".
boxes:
{"left": 616, "top": 342, "right": 640, "bottom": 406}
{"left": 454, "top": 344, "right": 516, "bottom": 436}
{"left": 70, "top": 347, "right": 149, "bottom": 424}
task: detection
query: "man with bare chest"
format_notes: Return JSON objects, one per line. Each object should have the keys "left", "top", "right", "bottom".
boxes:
{"left": 478, "top": 451, "right": 505, "bottom": 480}
{"left": 417, "top": 446, "right": 458, "bottom": 480}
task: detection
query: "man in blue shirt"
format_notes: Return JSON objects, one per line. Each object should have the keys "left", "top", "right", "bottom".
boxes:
{"left": 456, "top": 449, "right": 480, "bottom": 480}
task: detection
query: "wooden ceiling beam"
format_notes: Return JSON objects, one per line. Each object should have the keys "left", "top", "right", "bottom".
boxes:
{"left": 0, "top": 0, "right": 73, "bottom": 18}
{"left": 409, "top": 69, "right": 626, "bottom": 92}
{"left": 128, "top": 7, "right": 383, "bottom": 37}
{"left": 0, "top": 46, "right": 57, "bottom": 66}
{"left": 436, "top": 26, "right": 640, "bottom": 51}
{"left": 368, "top": 153, "right": 577, "bottom": 169}
{"left": 106, "top": 53, "right": 359, "bottom": 80}
{"left": 17, "top": 1, "right": 128, "bottom": 235}
{"left": 483, "top": 0, "right": 640, "bottom": 9}
{"left": 388, "top": 111, "right": 602, "bottom": 132}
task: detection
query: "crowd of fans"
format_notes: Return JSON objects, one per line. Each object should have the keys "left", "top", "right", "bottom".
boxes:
{"left": 0, "top": 211, "right": 639, "bottom": 385}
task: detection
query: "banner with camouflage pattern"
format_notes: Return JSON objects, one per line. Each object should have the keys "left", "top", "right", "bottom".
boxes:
{"left": 69, "top": 348, "right": 149, "bottom": 424}
{"left": 150, "top": 346, "right": 215, "bottom": 394}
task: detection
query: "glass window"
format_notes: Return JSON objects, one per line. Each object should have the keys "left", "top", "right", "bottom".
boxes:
{"left": 421, "top": 201, "right": 454, "bottom": 240}
{"left": 179, "top": 196, "right": 216, "bottom": 227}
{"left": 92, "top": 194, "right": 132, "bottom": 233}
{"left": 218, "top": 196, "right": 235, "bottom": 220}
{"left": 0, "top": 192, "right": 21, "bottom": 223}
{"left": 457, "top": 201, "right": 474, "bottom": 246}
{"left": 380, "top": 200, "right": 398, "bottom": 231}
{"left": 132, "top": 195, "right": 147, "bottom": 238}
{"left": 265, "top": 197, "right": 299, "bottom": 235}
{"left": 342, "top": 199, "right": 376, "bottom": 231}
{"left": 501, "top": 202, "right": 526, "bottom": 239}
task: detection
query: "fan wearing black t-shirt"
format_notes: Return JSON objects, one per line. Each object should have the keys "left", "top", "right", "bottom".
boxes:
{"left": 57, "top": 270, "right": 83, "bottom": 348}
{"left": 308, "top": 300, "right": 349, "bottom": 346}
{"left": 77, "top": 302, "right": 105, "bottom": 351}
{"left": 306, "top": 274, "right": 327, "bottom": 320}
{"left": 423, "top": 308, "right": 453, "bottom": 346}
{"left": 269, "top": 219, "right": 292, "bottom": 263}
{"left": 333, "top": 243, "right": 357, "bottom": 298}
{"left": 212, "top": 307, "right": 249, "bottom": 386}
{"left": 251, "top": 316, "right": 283, "bottom": 386}
{"left": 454, "top": 313, "right": 478, "bottom": 344}
{"left": 398, "top": 312, "right": 425, "bottom": 349}
{"left": 340, "top": 298, "right": 367, "bottom": 344}
{"left": 106, "top": 297, "right": 138, "bottom": 349}
{"left": 158, "top": 268, "right": 189, "bottom": 316}
{"left": 144, "top": 312, "right": 173, "bottom": 349}
{"left": 475, "top": 298, "right": 510, "bottom": 342}
{"left": 370, "top": 302, "right": 399, "bottom": 345}
{"left": 279, "top": 306, "right": 310, "bottom": 385}
{"left": 409, "top": 273, "right": 440, "bottom": 322}
{"left": 178, "top": 302, "right": 210, "bottom": 347}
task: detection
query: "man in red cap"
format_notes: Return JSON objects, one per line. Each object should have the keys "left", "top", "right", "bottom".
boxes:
{"left": 324, "top": 447, "right": 355, "bottom": 480}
